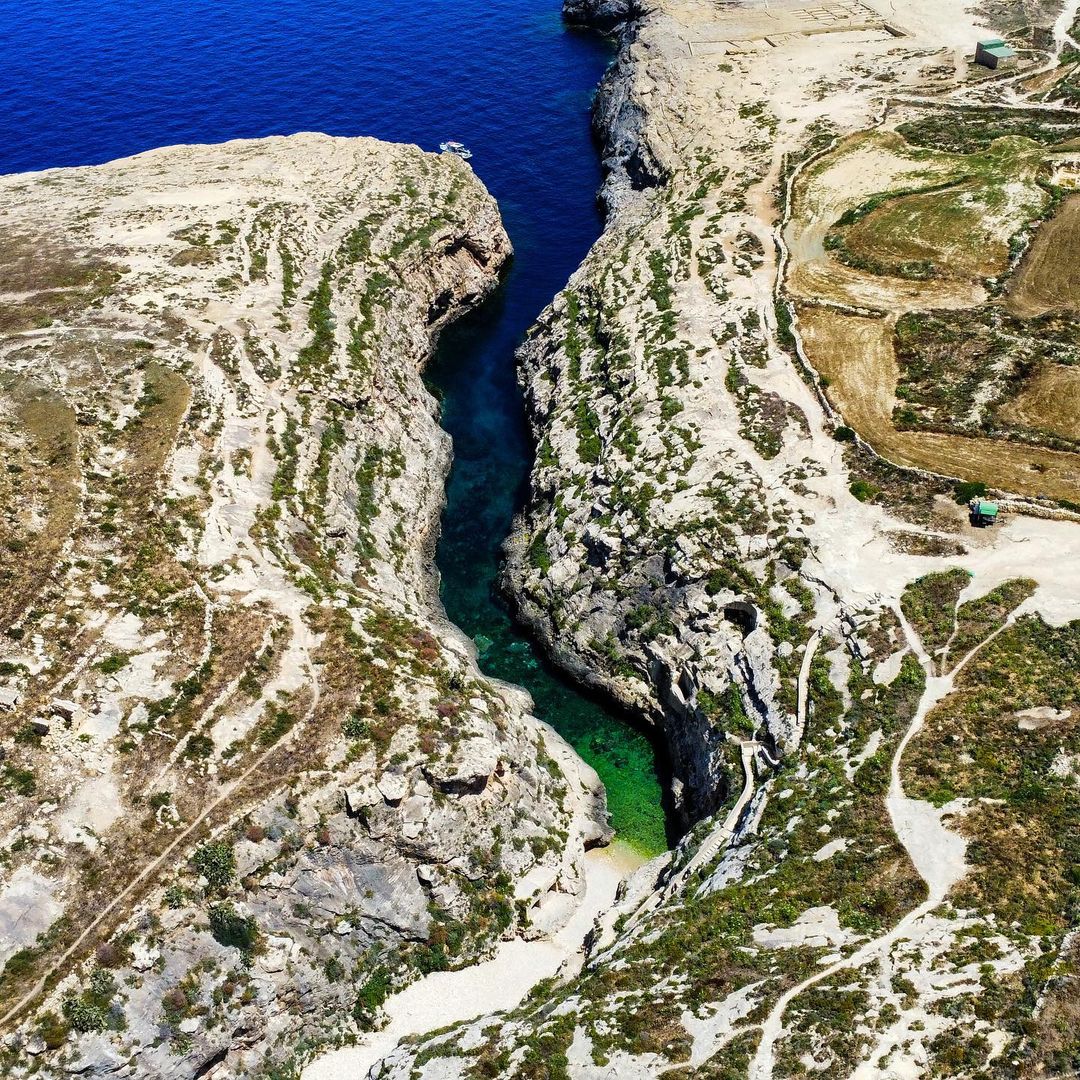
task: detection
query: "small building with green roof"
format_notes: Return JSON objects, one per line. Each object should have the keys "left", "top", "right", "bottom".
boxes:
{"left": 975, "top": 37, "right": 1018, "bottom": 70}
{"left": 969, "top": 498, "right": 1000, "bottom": 526}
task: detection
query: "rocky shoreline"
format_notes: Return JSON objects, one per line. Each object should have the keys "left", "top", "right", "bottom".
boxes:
{"left": 502, "top": 0, "right": 792, "bottom": 826}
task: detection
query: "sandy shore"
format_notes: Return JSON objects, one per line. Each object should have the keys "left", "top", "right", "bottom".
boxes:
{"left": 302, "top": 842, "right": 644, "bottom": 1080}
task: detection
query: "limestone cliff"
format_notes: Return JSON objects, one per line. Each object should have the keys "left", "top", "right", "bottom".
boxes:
{"left": 0, "top": 133, "right": 607, "bottom": 1078}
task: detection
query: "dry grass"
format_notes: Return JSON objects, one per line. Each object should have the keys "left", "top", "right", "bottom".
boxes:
{"left": 124, "top": 362, "right": 192, "bottom": 483}
{"left": 0, "top": 234, "right": 121, "bottom": 332}
{"left": 841, "top": 180, "right": 1017, "bottom": 281}
{"left": 1008, "top": 193, "right": 1080, "bottom": 316}
{"left": 797, "top": 306, "right": 898, "bottom": 432}
{"left": 997, "top": 363, "right": 1080, "bottom": 442}
{"left": 0, "top": 378, "right": 79, "bottom": 626}
{"left": 797, "top": 305, "right": 1080, "bottom": 502}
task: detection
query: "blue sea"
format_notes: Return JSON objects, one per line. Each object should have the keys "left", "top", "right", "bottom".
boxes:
{"left": 0, "top": 0, "right": 671, "bottom": 851}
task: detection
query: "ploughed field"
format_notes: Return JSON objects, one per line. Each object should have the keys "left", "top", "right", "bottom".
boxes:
{"left": 786, "top": 112, "right": 1080, "bottom": 505}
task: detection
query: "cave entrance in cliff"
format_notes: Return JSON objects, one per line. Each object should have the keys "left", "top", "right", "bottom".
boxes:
{"left": 723, "top": 600, "right": 758, "bottom": 637}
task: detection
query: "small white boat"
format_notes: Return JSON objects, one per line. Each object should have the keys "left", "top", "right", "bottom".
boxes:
{"left": 439, "top": 141, "right": 473, "bottom": 160}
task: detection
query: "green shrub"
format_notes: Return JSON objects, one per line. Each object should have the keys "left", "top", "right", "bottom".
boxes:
{"left": 183, "top": 734, "right": 214, "bottom": 759}
{"left": 192, "top": 842, "right": 235, "bottom": 890}
{"left": 35, "top": 1011, "right": 69, "bottom": 1049}
{"left": 62, "top": 997, "right": 107, "bottom": 1033}
{"left": 208, "top": 903, "right": 259, "bottom": 953}
{"left": 164, "top": 885, "right": 187, "bottom": 909}
{"left": 2, "top": 765, "right": 36, "bottom": 796}
{"left": 849, "top": 479, "right": 880, "bottom": 503}
{"left": 528, "top": 532, "right": 552, "bottom": 574}
{"left": 256, "top": 705, "right": 296, "bottom": 746}
{"left": 953, "top": 480, "right": 987, "bottom": 505}
{"left": 96, "top": 652, "right": 129, "bottom": 674}
{"left": 352, "top": 967, "right": 390, "bottom": 1030}
{"left": 2, "top": 947, "right": 37, "bottom": 981}
{"left": 342, "top": 712, "right": 369, "bottom": 740}
{"left": 833, "top": 425, "right": 856, "bottom": 442}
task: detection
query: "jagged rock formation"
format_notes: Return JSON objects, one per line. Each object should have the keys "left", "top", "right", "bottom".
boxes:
{"left": 0, "top": 133, "right": 608, "bottom": 1078}
{"left": 562, "top": 0, "right": 636, "bottom": 33}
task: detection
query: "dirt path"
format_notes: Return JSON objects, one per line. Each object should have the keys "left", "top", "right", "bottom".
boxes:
{"left": 792, "top": 629, "right": 822, "bottom": 751}
{"left": 747, "top": 597, "right": 1019, "bottom": 1080}
{"left": 0, "top": 675, "right": 321, "bottom": 1031}
{"left": 302, "top": 844, "right": 644, "bottom": 1080}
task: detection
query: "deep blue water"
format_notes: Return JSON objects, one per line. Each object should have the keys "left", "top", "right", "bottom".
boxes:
{"left": 0, "top": 0, "right": 670, "bottom": 853}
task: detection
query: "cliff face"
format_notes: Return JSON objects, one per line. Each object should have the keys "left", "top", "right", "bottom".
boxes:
{"left": 0, "top": 133, "right": 607, "bottom": 1078}
{"left": 561, "top": 0, "right": 636, "bottom": 33}
{"left": 504, "top": 0, "right": 812, "bottom": 825}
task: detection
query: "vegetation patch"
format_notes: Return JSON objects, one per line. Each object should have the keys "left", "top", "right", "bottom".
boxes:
{"left": 892, "top": 308, "right": 1080, "bottom": 451}
{"left": 905, "top": 616, "right": 1080, "bottom": 936}
{"left": 896, "top": 106, "right": 1080, "bottom": 154}
{"left": 900, "top": 568, "right": 969, "bottom": 668}
{"left": 944, "top": 577, "right": 1036, "bottom": 669}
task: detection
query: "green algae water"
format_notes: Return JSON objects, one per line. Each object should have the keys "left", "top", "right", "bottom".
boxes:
{"left": 0, "top": 0, "right": 671, "bottom": 855}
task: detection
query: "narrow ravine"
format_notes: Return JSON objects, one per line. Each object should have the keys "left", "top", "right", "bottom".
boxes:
{"left": 428, "top": 231, "right": 672, "bottom": 859}
{"left": 423, "top": 29, "right": 673, "bottom": 856}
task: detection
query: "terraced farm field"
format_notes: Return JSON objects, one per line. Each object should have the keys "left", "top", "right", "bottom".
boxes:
{"left": 788, "top": 123, "right": 1080, "bottom": 503}
{"left": 797, "top": 306, "right": 1080, "bottom": 502}
{"left": 1009, "top": 191, "right": 1080, "bottom": 315}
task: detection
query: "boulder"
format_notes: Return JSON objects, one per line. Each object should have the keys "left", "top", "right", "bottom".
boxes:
{"left": 52, "top": 699, "right": 80, "bottom": 722}
{"left": 343, "top": 782, "right": 381, "bottom": 817}
{"left": 376, "top": 772, "right": 409, "bottom": 805}
{"left": 287, "top": 850, "right": 431, "bottom": 938}
{"left": 422, "top": 739, "right": 499, "bottom": 795}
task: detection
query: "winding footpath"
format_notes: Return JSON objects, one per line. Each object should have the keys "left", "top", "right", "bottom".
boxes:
{"left": 747, "top": 601, "right": 1028, "bottom": 1080}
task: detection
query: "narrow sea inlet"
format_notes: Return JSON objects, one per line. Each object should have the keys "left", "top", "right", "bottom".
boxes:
{"left": 0, "top": 0, "right": 670, "bottom": 853}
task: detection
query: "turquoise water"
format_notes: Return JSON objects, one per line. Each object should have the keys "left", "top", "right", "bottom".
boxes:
{"left": 0, "top": 0, "right": 671, "bottom": 854}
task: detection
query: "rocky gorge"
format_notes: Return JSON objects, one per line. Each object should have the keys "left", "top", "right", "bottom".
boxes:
{"left": 3, "top": 0, "right": 1080, "bottom": 1077}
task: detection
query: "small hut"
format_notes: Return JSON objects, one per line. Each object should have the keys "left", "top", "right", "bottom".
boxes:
{"left": 975, "top": 37, "right": 1018, "bottom": 70}
{"left": 969, "top": 499, "right": 1000, "bottom": 526}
